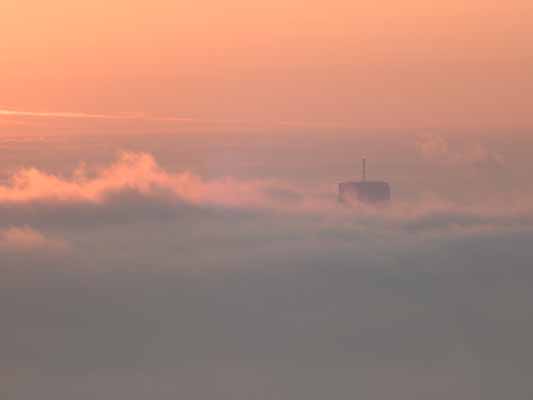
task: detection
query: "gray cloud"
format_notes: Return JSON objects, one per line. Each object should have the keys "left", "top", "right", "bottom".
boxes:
{"left": 2, "top": 152, "right": 533, "bottom": 399}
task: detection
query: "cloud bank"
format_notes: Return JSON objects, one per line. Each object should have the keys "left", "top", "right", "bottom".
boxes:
{"left": 0, "top": 151, "right": 530, "bottom": 233}
{"left": 2, "top": 151, "right": 533, "bottom": 400}
{"left": 0, "top": 152, "right": 296, "bottom": 208}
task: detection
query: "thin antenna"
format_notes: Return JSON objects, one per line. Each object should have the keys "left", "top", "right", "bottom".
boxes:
{"left": 362, "top": 158, "right": 367, "bottom": 181}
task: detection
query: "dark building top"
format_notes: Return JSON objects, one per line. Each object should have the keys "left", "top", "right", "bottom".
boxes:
{"left": 338, "top": 158, "right": 391, "bottom": 205}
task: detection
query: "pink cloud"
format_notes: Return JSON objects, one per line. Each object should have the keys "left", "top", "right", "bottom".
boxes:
{"left": 0, "top": 227, "right": 68, "bottom": 253}
{"left": 0, "top": 152, "right": 301, "bottom": 209}
{"left": 0, "top": 151, "right": 530, "bottom": 236}
{"left": 416, "top": 134, "right": 504, "bottom": 168}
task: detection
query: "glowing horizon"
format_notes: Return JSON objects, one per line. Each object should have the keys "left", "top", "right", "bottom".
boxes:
{"left": 2, "top": 0, "right": 532, "bottom": 137}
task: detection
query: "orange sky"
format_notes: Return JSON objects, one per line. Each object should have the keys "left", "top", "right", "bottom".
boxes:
{"left": 1, "top": 0, "right": 532, "bottom": 135}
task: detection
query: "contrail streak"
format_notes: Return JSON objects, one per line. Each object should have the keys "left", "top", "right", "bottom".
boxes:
{"left": 0, "top": 109, "right": 195, "bottom": 122}
{"left": 0, "top": 108, "right": 351, "bottom": 130}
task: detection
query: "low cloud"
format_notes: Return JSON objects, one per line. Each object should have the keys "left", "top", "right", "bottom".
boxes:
{"left": 0, "top": 152, "right": 529, "bottom": 234}
{"left": 416, "top": 134, "right": 504, "bottom": 168}
{"left": 0, "top": 152, "right": 297, "bottom": 209}
{"left": 0, "top": 226, "right": 68, "bottom": 253}
{"left": 1, "top": 152, "right": 533, "bottom": 400}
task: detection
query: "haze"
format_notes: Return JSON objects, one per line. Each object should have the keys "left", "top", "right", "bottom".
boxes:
{"left": 2, "top": 0, "right": 532, "bottom": 134}
{"left": 1, "top": 1, "right": 533, "bottom": 399}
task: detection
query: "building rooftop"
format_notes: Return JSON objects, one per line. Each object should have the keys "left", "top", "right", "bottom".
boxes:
{"left": 338, "top": 159, "right": 391, "bottom": 205}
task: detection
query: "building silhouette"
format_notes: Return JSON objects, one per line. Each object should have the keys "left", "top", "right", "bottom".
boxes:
{"left": 338, "top": 159, "right": 391, "bottom": 205}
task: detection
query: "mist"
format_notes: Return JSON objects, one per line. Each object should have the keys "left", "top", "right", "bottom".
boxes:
{"left": 1, "top": 133, "right": 533, "bottom": 399}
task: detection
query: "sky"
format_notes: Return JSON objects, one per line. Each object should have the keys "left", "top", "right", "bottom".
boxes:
{"left": 1, "top": 1, "right": 533, "bottom": 399}
{"left": 2, "top": 0, "right": 533, "bottom": 134}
